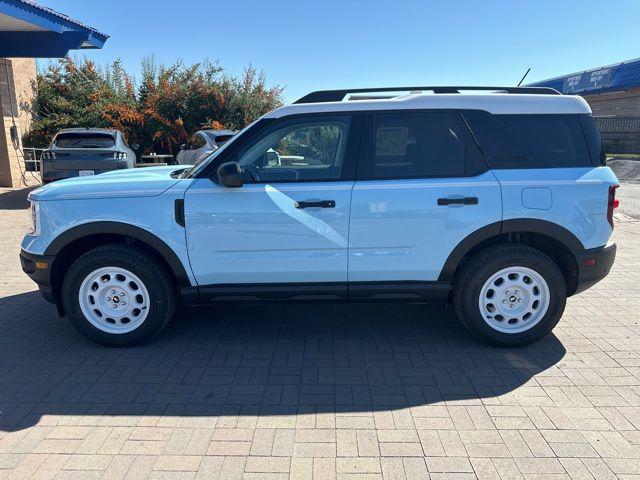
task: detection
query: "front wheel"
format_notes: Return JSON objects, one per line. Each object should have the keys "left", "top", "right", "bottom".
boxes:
{"left": 61, "top": 244, "right": 176, "bottom": 347}
{"left": 453, "top": 244, "right": 566, "bottom": 347}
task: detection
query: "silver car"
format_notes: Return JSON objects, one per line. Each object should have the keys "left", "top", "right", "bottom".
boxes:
{"left": 41, "top": 128, "right": 137, "bottom": 184}
{"left": 176, "top": 129, "right": 237, "bottom": 166}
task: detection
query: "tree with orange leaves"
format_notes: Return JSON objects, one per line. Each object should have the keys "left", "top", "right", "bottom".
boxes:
{"left": 24, "top": 57, "right": 283, "bottom": 157}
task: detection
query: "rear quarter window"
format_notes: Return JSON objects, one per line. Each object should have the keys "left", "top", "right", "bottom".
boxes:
{"left": 578, "top": 115, "right": 605, "bottom": 166}
{"left": 462, "top": 111, "right": 593, "bottom": 168}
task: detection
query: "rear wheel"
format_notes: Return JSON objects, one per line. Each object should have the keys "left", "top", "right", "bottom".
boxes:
{"left": 453, "top": 244, "right": 566, "bottom": 346}
{"left": 62, "top": 244, "right": 176, "bottom": 346}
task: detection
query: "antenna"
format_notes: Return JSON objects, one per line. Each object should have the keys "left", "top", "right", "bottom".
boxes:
{"left": 517, "top": 68, "right": 531, "bottom": 87}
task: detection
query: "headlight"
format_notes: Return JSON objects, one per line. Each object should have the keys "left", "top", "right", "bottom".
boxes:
{"left": 28, "top": 201, "right": 40, "bottom": 236}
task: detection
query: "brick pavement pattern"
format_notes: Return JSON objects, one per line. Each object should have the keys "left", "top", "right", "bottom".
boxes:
{"left": 0, "top": 186, "right": 639, "bottom": 479}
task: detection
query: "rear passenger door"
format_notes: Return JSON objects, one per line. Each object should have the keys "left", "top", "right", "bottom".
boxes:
{"left": 348, "top": 110, "right": 502, "bottom": 286}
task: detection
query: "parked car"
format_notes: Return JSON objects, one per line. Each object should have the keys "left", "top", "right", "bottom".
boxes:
{"left": 40, "top": 128, "right": 137, "bottom": 183}
{"left": 176, "top": 129, "right": 237, "bottom": 166}
{"left": 21, "top": 86, "right": 619, "bottom": 347}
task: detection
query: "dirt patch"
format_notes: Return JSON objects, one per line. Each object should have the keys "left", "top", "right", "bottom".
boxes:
{"left": 607, "top": 158, "right": 640, "bottom": 183}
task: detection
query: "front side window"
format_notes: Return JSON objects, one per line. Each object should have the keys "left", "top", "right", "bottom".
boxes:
{"left": 360, "top": 111, "right": 485, "bottom": 179}
{"left": 463, "top": 111, "right": 592, "bottom": 168}
{"left": 235, "top": 116, "right": 351, "bottom": 182}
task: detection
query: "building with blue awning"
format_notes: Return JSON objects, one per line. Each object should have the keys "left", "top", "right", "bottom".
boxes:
{"left": 529, "top": 58, "right": 640, "bottom": 117}
{"left": 0, "top": 0, "right": 108, "bottom": 187}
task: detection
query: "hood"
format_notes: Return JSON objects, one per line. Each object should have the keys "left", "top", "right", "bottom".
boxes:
{"left": 30, "top": 165, "right": 193, "bottom": 202}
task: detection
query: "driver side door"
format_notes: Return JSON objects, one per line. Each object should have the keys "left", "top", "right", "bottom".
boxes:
{"left": 184, "top": 114, "right": 361, "bottom": 298}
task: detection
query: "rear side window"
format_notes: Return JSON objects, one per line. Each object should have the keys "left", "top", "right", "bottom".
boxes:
{"left": 54, "top": 133, "right": 115, "bottom": 148}
{"left": 208, "top": 133, "right": 234, "bottom": 145}
{"left": 462, "top": 111, "right": 592, "bottom": 168}
{"left": 190, "top": 134, "right": 206, "bottom": 149}
{"left": 578, "top": 115, "right": 605, "bottom": 166}
{"left": 359, "top": 111, "right": 486, "bottom": 179}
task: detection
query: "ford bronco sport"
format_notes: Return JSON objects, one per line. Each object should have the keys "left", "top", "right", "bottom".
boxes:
{"left": 20, "top": 86, "right": 619, "bottom": 347}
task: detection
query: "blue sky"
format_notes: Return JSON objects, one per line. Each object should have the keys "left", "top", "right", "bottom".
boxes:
{"left": 45, "top": 0, "right": 640, "bottom": 103}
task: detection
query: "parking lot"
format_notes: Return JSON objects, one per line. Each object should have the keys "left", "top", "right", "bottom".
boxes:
{"left": 0, "top": 185, "right": 639, "bottom": 479}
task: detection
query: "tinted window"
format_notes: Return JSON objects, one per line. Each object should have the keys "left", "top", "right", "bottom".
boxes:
{"left": 55, "top": 133, "right": 115, "bottom": 148}
{"left": 191, "top": 134, "right": 206, "bottom": 149}
{"left": 205, "top": 132, "right": 236, "bottom": 145}
{"left": 362, "top": 111, "right": 485, "bottom": 179}
{"left": 235, "top": 116, "right": 351, "bottom": 182}
{"left": 578, "top": 115, "right": 605, "bottom": 166}
{"left": 214, "top": 134, "right": 234, "bottom": 145}
{"left": 463, "top": 111, "right": 592, "bottom": 168}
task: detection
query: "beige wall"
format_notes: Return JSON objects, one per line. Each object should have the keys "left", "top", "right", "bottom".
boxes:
{"left": 583, "top": 87, "right": 640, "bottom": 117}
{"left": 0, "top": 58, "right": 38, "bottom": 188}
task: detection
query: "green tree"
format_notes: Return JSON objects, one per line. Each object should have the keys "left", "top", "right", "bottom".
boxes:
{"left": 24, "top": 57, "right": 284, "bottom": 156}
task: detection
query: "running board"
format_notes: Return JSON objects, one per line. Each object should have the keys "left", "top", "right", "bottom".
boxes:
{"left": 180, "top": 281, "right": 451, "bottom": 305}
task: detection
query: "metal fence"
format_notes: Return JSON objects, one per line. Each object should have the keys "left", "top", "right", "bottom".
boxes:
{"left": 594, "top": 116, "right": 640, "bottom": 155}
{"left": 22, "top": 147, "right": 44, "bottom": 172}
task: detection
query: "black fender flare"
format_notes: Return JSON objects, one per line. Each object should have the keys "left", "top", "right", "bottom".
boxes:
{"left": 45, "top": 221, "right": 192, "bottom": 286}
{"left": 438, "top": 219, "right": 585, "bottom": 282}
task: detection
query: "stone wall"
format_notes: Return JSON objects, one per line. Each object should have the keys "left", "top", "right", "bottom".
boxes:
{"left": 0, "top": 58, "right": 38, "bottom": 188}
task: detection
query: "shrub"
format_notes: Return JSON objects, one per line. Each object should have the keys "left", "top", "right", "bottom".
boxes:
{"left": 24, "top": 57, "right": 284, "bottom": 155}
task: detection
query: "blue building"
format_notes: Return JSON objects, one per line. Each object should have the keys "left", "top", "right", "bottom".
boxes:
{"left": 0, "top": 0, "right": 108, "bottom": 187}
{"left": 529, "top": 58, "right": 640, "bottom": 117}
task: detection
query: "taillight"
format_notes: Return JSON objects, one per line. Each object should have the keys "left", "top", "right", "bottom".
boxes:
{"left": 607, "top": 184, "right": 619, "bottom": 229}
{"left": 113, "top": 152, "right": 127, "bottom": 160}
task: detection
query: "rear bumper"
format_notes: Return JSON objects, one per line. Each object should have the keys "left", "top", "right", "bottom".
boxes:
{"left": 573, "top": 242, "right": 617, "bottom": 295}
{"left": 41, "top": 162, "right": 130, "bottom": 183}
{"left": 20, "top": 250, "right": 56, "bottom": 303}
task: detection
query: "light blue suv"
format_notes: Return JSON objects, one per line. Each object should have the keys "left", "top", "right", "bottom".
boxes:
{"left": 20, "top": 86, "right": 619, "bottom": 347}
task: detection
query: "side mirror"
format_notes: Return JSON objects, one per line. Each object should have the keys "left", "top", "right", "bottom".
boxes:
{"left": 216, "top": 161, "right": 244, "bottom": 188}
{"left": 130, "top": 143, "right": 139, "bottom": 151}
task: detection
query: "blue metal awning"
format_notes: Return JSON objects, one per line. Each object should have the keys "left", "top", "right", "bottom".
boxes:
{"left": 0, "top": 0, "right": 108, "bottom": 57}
{"left": 528, "top": 57, "right": 640, "bottom": 96}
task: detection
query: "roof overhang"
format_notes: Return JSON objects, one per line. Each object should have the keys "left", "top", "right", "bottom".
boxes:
{"left": 528, "top": 57, "right": 640, "bottom": 96}
{"left": 0, "top": 0, "right": 108, "bottom": 57}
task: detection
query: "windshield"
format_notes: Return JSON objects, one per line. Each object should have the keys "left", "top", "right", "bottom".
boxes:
{"left": 180, "top": 120, "right": 259, "bottom": 178}
{"left": 55, "top": 132, "right": 115, "bottom": 148}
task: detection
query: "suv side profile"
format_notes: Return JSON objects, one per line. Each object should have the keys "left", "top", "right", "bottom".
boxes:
{"left": 20, "top": 86, "right": 619, "bottom": 347}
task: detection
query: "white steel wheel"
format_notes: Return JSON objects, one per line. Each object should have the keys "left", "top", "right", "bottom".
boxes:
{"left": 478, "top": 266, "right": 550, "bottom": 334}
{"left": 78, "top": 266, "right": 150, "bottom": 334}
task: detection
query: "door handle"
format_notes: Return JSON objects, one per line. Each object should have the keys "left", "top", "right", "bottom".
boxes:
{"left": 437, "top": 196, "right": 478, "bottom": 206}
{"left": 295, "top": 200, "right": 336, "bottom": 209}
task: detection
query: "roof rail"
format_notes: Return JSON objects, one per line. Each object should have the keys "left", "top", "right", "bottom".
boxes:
{"left": 294, "top": 86, "right": 561, "bottom": 104}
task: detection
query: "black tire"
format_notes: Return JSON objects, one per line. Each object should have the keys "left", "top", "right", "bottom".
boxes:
{"left": 453, "top": 244, "right": 566, "bottom": 347}
{"left": 61, "top": 243, "right": 176, "bottom": 347}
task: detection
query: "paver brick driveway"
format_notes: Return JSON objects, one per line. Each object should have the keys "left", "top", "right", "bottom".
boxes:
{"left": 0, "top": 186, "right": 639, "bottom": 479}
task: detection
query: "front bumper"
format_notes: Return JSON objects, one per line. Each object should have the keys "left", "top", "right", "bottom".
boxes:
{"left": 20, "top": 249, "right": 56, "bottom": 303}
{"left": 573, "top": 242, "right": 617, "bottom": 295}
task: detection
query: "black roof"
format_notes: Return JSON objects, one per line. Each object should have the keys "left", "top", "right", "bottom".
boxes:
{"left": 294, "top": 86, "right": 560, "bottom": 104}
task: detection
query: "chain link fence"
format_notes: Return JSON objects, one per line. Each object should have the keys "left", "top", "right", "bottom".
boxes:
{"left": 594, "top": 116, "right": 640, "bottom": 155}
